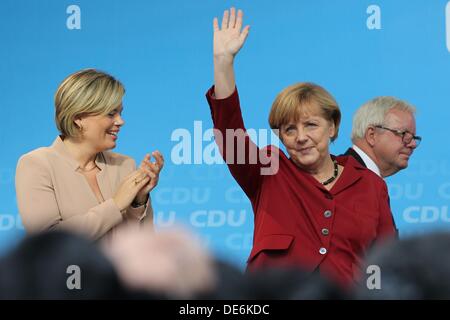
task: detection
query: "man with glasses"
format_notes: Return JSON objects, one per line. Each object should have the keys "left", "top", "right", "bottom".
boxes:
{"left": 344, "top": 97, "right": 420, "bottom": 237}
{"left": 344, "top": 96, "right": 420, "bottom": 178}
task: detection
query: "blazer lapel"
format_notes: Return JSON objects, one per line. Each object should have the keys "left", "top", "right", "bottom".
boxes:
{"left": 95, "top": 153, "right": 113, "bottom": 202}
{"left": 343, "top": 148, "right": 366, "bottom": 168}
{"left": 330, "top": 155, "right": 363, "bottom": 196}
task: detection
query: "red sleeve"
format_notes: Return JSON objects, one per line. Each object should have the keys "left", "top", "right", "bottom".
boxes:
{"left": 206, "top": 86, "right": 273, "bottom": 200}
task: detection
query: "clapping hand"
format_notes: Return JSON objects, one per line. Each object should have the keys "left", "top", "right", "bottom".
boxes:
{"left": 112, "top": 151, "right": 164, "bottom": 211}
{"left": 135, "top": 151, "right": 164, "bottom": 201}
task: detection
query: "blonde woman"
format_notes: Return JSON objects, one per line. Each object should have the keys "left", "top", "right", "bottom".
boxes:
{"left": 16, "top": 69, "right": 163, "bottom": 240}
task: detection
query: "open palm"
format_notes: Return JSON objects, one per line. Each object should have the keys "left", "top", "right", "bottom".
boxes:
{"left": 213, "top": 8, "right": 250, "bottom": 59}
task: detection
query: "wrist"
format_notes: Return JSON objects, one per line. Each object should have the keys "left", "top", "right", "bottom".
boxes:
{"left": 112, "top": 197, "right": 127, "bottom": 212}
{"left": 132, "top": 194, "right": 148, "bottom": 208}
{"left": 135, "top": 193, "right": 149, "bottom": 203}
{"left": 214, "top": 54, "right": 234, "bottom": 68}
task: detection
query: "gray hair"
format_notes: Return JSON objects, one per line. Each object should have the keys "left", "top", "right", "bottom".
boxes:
{"left": 351, "top": 96, "right": 416, "bottom": 141}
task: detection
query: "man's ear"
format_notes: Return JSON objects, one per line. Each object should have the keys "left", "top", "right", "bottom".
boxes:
{"left": 365, "top": 126, "right": 377, "bottom": 147}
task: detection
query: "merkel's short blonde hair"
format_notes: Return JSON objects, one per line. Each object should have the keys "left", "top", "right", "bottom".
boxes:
{"left": 55, "top": 69, "right": 125, "bottom": 138}
{"left": 269, "top": 82, "right": 341, "bottom": 141}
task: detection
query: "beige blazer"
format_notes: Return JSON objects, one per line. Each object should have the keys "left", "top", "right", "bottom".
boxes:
{"left": 15, "top": 136, "right": 153, "bottom": 240}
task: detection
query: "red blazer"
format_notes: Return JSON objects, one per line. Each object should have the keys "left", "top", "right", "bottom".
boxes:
{"left": 206, "top": 87, "right": 396, "bottom": 287}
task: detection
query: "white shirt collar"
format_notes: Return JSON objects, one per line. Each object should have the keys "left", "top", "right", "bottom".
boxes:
{"left": 352, "top": 145, "right": 382, "bottom": 177}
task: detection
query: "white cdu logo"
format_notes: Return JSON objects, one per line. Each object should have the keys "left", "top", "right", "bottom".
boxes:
{"left": 446, "top": 2, "right": 450, "bottom": 52}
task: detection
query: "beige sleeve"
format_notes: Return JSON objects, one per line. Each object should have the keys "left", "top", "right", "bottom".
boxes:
{"left": 16, "top": 154, "right": 123, "bottom": 240}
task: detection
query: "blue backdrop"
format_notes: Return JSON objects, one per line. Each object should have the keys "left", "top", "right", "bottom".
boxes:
{"left": 1, "top": 0, "right": 449, "bottom": 269}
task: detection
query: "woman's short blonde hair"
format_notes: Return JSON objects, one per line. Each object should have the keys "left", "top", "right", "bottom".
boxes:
{"left": 269, "top": 82, "right": 341, "bottom": 141}
{"left": 55, "top": 69, "right": 125, "bottom": 138}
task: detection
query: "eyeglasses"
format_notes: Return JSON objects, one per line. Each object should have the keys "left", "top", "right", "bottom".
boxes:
{"left": 374, "top": 125, "right": 422, "bottom": 147}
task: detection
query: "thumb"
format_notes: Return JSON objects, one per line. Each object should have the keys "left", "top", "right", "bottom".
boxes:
{"left": 239, "top": 25, "right": 250, "bottom": 44}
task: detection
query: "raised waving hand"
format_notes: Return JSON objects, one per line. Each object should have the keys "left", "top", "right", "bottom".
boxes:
{"left": 213, "top": 8, "right": 250, "bottom": 99}
{"left": 213, "top": 8, "right": 250, "bottom": 60}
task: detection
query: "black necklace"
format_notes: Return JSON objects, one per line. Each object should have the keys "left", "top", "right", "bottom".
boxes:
{"left": 322, "top": 159, "right": 339, "bottom": 186}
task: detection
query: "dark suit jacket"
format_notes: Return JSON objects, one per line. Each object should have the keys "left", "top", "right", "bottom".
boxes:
{"left": 344, "top": 148, "right": 365, "bottom": 167}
